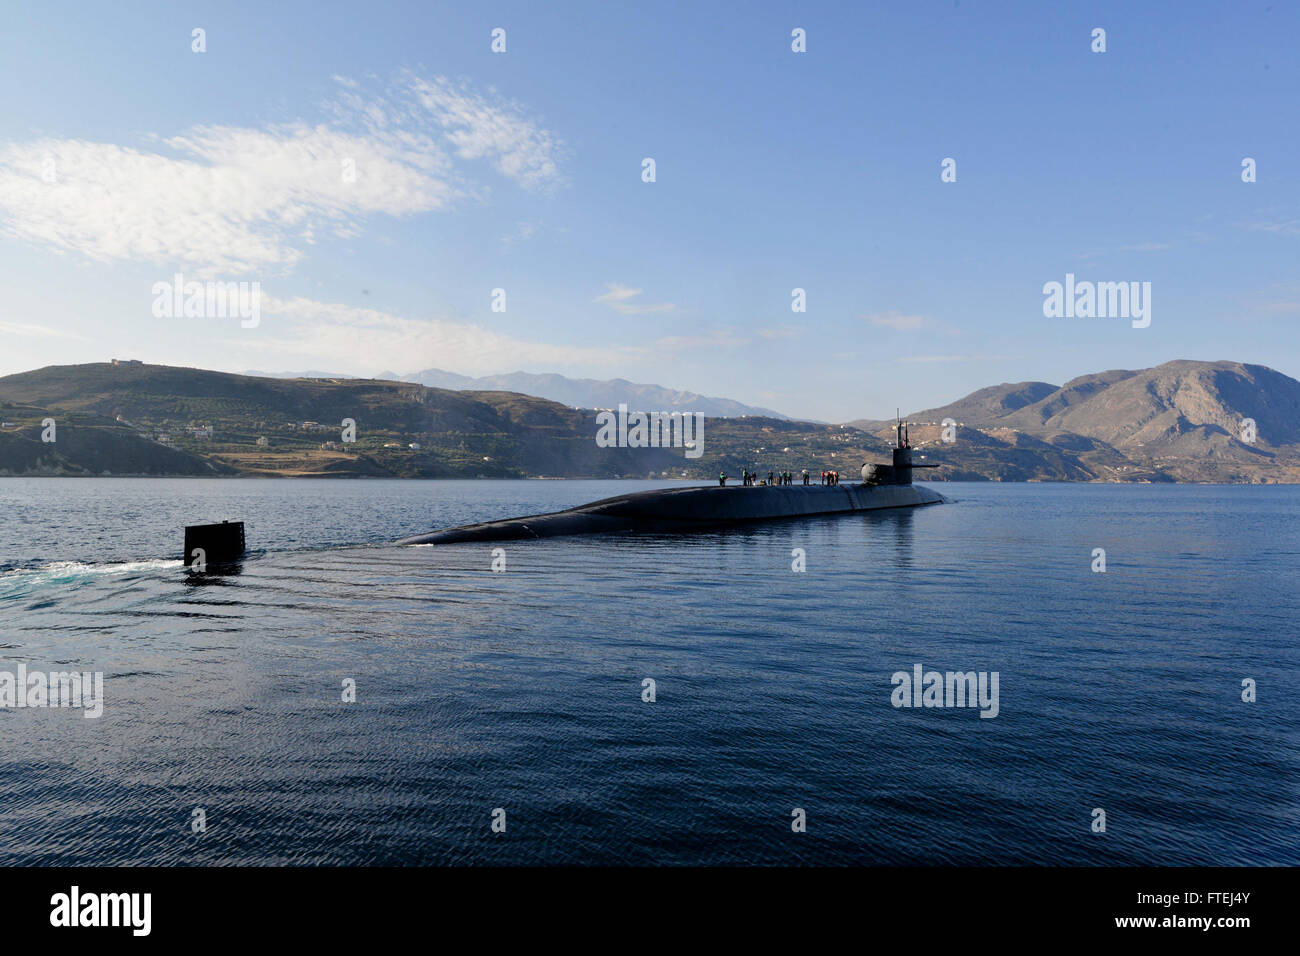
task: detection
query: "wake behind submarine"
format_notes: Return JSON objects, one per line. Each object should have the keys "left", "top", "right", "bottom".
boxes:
{"left": 397, "top": 420, "right": 944, "bottom": 545}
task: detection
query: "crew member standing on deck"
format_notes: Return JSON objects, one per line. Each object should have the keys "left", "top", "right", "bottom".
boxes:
{"left": 719, "top": 472, "right": 727, "bottom": 486}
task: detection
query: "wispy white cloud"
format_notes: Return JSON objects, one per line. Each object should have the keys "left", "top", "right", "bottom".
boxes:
{"left": 757, "top": 325, "right": 800, "bottom": 340}
{"left": 1078, "top": 237, "right": 1181, "bottom": 261}
{"left": 0, "top": 128, "right": 456, "bottom": 276}
{"left": 222, "top": 291, "right": 749, "bottom": 378}
{"left": 1238, "top": 281, "right": 1300, "bottom": 318}
{"left": 1247, "top": 217, "right": 1300, "bottom": 236}
{"left": 654, "top": 329, "right": 746, "bottom": 350}
{"left": 252, "top": 294, "right": 639, "bottom": 375}
{"left": 865, "top": 311, "right": 964, "bottom": 336}
{"left": 0, "top": 73, "right": 566, "bottom": 277}
{"left": 593, "top": 282, "right": 676, "bottom": 315}
{"left": 0, "top": 319, "right": 91, "bottom": 341}
{"left": 501, "top": 219, "right": 541, "bottom": 246}
{"left": 401, "top": 73, "right": 565, "bottom": 192}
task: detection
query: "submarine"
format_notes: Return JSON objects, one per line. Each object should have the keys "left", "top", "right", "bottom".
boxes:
{"left": 396, "top": 419, "right": 943, "bottom": 545}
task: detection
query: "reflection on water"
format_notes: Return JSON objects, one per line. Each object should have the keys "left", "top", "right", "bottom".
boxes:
{"left": 1, "top": 479, "right": 1298, "bottom": 865}
{"left": 184, "top": 561, "right": 245, "bottom": 585}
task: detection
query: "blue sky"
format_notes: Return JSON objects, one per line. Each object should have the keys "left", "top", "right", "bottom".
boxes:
{"left": 0, "top": 0, "right": 1296, "bottom": 421}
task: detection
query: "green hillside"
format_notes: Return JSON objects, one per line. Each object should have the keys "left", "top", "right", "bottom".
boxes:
{"left": 0, "top": 363, "right": 691, "bottom": 478}
{"left": 2, "top": 361, "right": 1298, "bottom": 482}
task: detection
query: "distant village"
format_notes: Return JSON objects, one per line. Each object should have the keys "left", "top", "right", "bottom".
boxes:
{"left": 114, "top": 415, "right": 428, "bottom": 453}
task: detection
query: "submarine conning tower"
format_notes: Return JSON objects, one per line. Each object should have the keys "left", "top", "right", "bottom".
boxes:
{"left": 890, "top": 415, "right": 913, "bottom": 484}
{"left": 891, "top": 444, "right": 914, "bottom": 485}
{"left": 860, "top": 415, "right": 921, "bottom": 486}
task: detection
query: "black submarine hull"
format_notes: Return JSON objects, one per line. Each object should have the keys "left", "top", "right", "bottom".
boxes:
{"left": 396, "top": 481, "right": 944, "bottom": 545}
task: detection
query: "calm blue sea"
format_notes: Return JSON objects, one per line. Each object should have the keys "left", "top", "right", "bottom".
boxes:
{"left": 0, "top": 478, "right": 1296, "bottom": 865}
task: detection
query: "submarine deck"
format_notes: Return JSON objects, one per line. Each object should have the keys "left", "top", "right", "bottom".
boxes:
{"left": 396, "top": 481, "right": 944, "bottom": 545}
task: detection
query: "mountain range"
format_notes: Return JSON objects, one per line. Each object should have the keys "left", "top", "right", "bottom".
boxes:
{"left": 1, "top": 359, "right": 1297, "bottom": 482}
{"left": 850, "top": 360, "right": 1300, "bottom": 482}
{"left": 246, "top": 367, "right": 789, "bottom": 420}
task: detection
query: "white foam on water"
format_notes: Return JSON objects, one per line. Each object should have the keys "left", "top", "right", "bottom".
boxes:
{"left": 0, "top": 559, "right": 182, "bottom": 600}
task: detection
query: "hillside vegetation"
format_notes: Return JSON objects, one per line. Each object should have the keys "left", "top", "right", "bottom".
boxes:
{"left": 2, "top": 360, "right": 1298, "bottom": 482}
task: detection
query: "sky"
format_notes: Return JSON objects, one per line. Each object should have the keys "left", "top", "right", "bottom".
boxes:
{"left": 0, "top": 0, "right": 1297, "bottom": 422}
